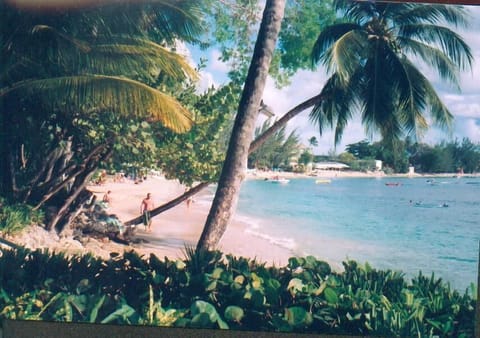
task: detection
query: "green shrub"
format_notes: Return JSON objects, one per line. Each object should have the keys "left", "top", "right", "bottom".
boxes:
{"left": 0, "top": 200, "right": 44, "bottom": 235}
{"left": 0, "top": 247, "right": 475, "bottom": 336}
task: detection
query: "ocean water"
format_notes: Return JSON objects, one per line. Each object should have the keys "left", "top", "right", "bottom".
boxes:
{"left": 232, "top": 176, "right": 480, "bottom": 291}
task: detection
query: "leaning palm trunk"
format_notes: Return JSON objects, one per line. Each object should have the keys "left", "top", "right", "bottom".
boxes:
{"left": 196, "top": 0, "right": 285, "bottom": 251}
{"left": 124, "top": 182, "right": 210, "bottom": 226}
{"left": 123, "top": 92, "right": 323, "bottom": 227}
{"left": 249, "top": 93, "right": 323, "bottom": 153}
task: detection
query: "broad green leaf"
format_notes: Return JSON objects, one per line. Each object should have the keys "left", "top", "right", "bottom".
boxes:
{"left": 287, "top": 278, "right": 304, "bottom": 295}
{"left": 285, "top": 306, "right": 313, "bottom": 327}
{"left": 191, "top": 313, "right": 214, "bottom": 328}
{"left": 324, "top": 287, "right": 338, "bottom": 304}
{"left": 224, "top": 306, "right": 244, "bottom": 323}
{"left": 190, "top": 300, "right": 219, "bottom": 323}
{"left": 89, "top": 295, "right": 106, "bottom": 323}
{"left": 101, "top": 304, "right": 136, "bottom": 324}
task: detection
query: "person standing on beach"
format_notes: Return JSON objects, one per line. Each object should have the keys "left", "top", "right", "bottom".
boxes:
{"left": 103, "top": 190, "right": 112, "bottom": 204}
{"left": 140, "top": 193, "right": 154, "bottom": 232}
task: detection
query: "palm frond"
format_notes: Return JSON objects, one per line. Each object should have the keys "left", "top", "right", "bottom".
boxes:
{"left": 21, "top": 26, "right": 198, "bottom": 83}
{"left": 361, "top": 43, "right": 403, "bottom": 141}
{"left": 84, "top": 38, "right": 198, "bottom": 82}
{"left": 334, "top": 0, "right": 376, "bottom": 23}
{"left": 399, "top": 24, "right": 472, "bottom": 71}
{"left": 309, "top": 72, "right": 357, "bottom": 144}
{"left": 390, "top": 56, "right": 430, "bottom": 138}
{"left": 1, "top": 75, "right": 193, "bottom": 133}
{"left": 148, "top": 0, "right": 206, "bottom": 44}
{"left": 311, "top": 23, "right": 361, "bottom": 67}
{"left": 398, "top": 37, "right": 460, "bottom": 88}
{"left": 399, "top": 59, "right": 453, "bottom": 135}
{"left": 328, "top": 29, "right": 367, "bottom": 83}
{"left": 392, "top": 4, "right": 469, "bottom": 28}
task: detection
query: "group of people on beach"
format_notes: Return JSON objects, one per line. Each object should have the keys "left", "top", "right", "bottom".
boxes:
{"left": 102, "top": 190, "right": 155, "bottom": 231}
{"left": 100, "top": 175, "right": 195, "bottom": 233}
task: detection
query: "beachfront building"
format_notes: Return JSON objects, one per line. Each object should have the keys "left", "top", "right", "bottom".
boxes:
{"left": 375, "top": 160, "right": 383, "bottom": 171}
{"left": 313, "top": 162, "right": 350, "bottom": 173}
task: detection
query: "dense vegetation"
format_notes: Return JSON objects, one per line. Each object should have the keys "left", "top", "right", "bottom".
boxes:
{"left": 0, "top": 247, "right": 476, "bottom": 336}
{"left": 341, "top": 138, "right": 480, "bottom": 174}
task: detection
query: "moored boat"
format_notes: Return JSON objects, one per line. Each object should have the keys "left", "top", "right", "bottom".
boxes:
{"left": 315, "top": 179, "right": 331, "bottom": 184}
{"left": 269, "top": 178, "right": 290, "bottom": 184}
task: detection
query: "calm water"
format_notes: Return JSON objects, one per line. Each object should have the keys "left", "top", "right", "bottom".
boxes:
{"left": 233, "top": 176, "right": 479, "bottom": 291}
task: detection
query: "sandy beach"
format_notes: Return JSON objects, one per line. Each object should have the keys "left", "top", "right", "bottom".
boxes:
{"left": 81, "top": 169, "right": 393, "bottom": 264}
{"left": 10, "top": 168, "right": 474, "bottom": 266}
{"left": 85, "top": 174, "right": 295, "bottom": 265}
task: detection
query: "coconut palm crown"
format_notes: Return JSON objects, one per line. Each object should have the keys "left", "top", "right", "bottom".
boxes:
{"left": 0, "top": 1, "right": 203, "bottom": 133}
{"left": 310, "top": 0, "right": 473, "bottom": 145}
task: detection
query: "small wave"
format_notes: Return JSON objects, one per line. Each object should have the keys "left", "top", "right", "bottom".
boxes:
{"left": 244, "top": 228, "right": 297, "bottom": 251}
{"left": 438, "top": 256, "right": 477, "bottom": 263}
{"left": 235, "top": 214, "right": 261, "bottom": 230}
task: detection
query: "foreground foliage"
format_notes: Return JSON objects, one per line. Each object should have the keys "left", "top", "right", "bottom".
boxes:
{"left": 0, "top": 247, "right": 476, "bottom": 336}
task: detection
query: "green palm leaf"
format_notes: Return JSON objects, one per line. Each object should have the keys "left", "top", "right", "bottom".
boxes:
{"left": 1, "top": 75, "right": 193, "bottom": 133}
{"left": 397, "top": 37, "right": 460, "bottom": 87}
{"left": 399, "top": 24, "right": 472, "bottom": 70}
{"left": 326, "top": 29, "right": 367, "bottom": 84}
{"left": 310, "top": 1, "right": 471, "bottom": 146}
{"left": 309, "top": 72, "right": 357, "bottom": 144}
{"left": 83, "top": 38, "right": 198, "bottom": 81}
{"left": 311, "top": 23, "right": 361, "bottom": 67}
{"left": 392, "top": 4, "right": 469, "bottom": 27}
{"left": 19, "top": 26, "right": 198, "bottom": 83}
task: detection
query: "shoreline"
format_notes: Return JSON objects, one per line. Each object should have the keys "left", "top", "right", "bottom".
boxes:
{"left": 8, "top": 170, "right": 479, "bottom": 268}
{"left": 10, "top": 175, "right": 295, "bottom": 266}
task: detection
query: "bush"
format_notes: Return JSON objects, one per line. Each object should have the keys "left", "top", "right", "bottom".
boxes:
{"left": 0, "top": 200, "right": 44, "bottom": 235}
{"left": 0, "top": 247, "right": 476, "bottom": 336}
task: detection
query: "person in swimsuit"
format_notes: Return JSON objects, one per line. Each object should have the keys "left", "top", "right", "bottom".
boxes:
{"left": 140, "top": 193, "right": 154, "bottom": 232}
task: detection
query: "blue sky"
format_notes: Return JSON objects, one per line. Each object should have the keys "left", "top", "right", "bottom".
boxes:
{"left": 186, "top": 5, "right": 480, "bottom": 155}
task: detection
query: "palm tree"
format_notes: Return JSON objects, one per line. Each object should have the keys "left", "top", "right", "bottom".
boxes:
{"left": 128, "top": 2, "right": 475, "bottom": 238}
{"left": 0, "top": 1, "right": 204, "bottom": 231}
{"left": 309, "top": 1, "right": 473, "bottom": 146}
{"left": 196, "top": 0, "right": 286, "bottom": 251}
{"left": 196, "top": 1, "right": 473, "bottom": 250}
{"left": 249, "top": 119, "right": 301, "bottom": 169}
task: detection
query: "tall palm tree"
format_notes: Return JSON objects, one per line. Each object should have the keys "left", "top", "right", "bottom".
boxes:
{"left": 310, "top": 1, "right": 473, "bottom": 146}
{"left": 0, "top": 1, "right": 204, "bottom": 231}
{"left": 196, "top": 0, "right": 286, "bottom": 251}
{"left": 131, "top": 1, "right": 475, "bottom": 238}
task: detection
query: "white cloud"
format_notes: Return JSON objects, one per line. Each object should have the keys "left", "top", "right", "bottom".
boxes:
{"left": 209, "top": 50, "right": 230, "bottom": 74}
{"left": 196, "top": 70, "right": 217, "bottom": 93}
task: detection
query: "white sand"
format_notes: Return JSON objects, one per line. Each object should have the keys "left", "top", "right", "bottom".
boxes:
{"left": 88, "top": 175, "right": 294, "bottom": 265}
{"left": 13, "top": 169, "right": 466, "bottom": 265}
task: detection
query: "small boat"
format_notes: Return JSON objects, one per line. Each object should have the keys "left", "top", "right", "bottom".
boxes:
{"left": 315, "top": 179, "right": 331, "bottom": 184}
{"left": 385, "top": 182, "right": 401, "bottom": 186}
{"left": 269, "top": 177, "right": 290, "bottom": 184}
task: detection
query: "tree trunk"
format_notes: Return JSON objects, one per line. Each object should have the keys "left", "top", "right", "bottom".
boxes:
{"left": 124, "top": 182, "right": 210, "bottom": 226}
{"left": 46, "top": 144, "right": 113, "bottom": 232}
{"left": 196, "top": 0, "right": 286, "bottom": 251}
{"left": 123, "top": 91, "right": 323, "bottom": 227}
{"left": 249, "top": 93, "right": 323, "bottom": 153}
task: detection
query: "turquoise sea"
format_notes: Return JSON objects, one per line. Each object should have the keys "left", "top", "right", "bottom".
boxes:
{"left": 231, "top": 176, "right": 479, "bottom": 292}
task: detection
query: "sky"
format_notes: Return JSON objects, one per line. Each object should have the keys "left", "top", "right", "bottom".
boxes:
{"left": 187, "top": 4, "right": 480, "bottom": 155}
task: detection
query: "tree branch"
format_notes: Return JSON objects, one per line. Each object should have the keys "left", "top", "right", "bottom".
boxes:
{"left": 124, "top": 182, "right": 210, "bottom": 226}
{"left": 123, "top": 93, "right": 324, "bottom": 226}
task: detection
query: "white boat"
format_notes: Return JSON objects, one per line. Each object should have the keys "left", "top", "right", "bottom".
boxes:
{"left": 315, "top": 179, "right": 331, "bottom": 184}
{"left": 269, "top": 177, "right": 290, "bottom": 184}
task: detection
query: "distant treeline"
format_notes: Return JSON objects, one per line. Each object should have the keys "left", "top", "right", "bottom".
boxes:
{"left": 318, "top": 138, "right": 480, "bottom": 174}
